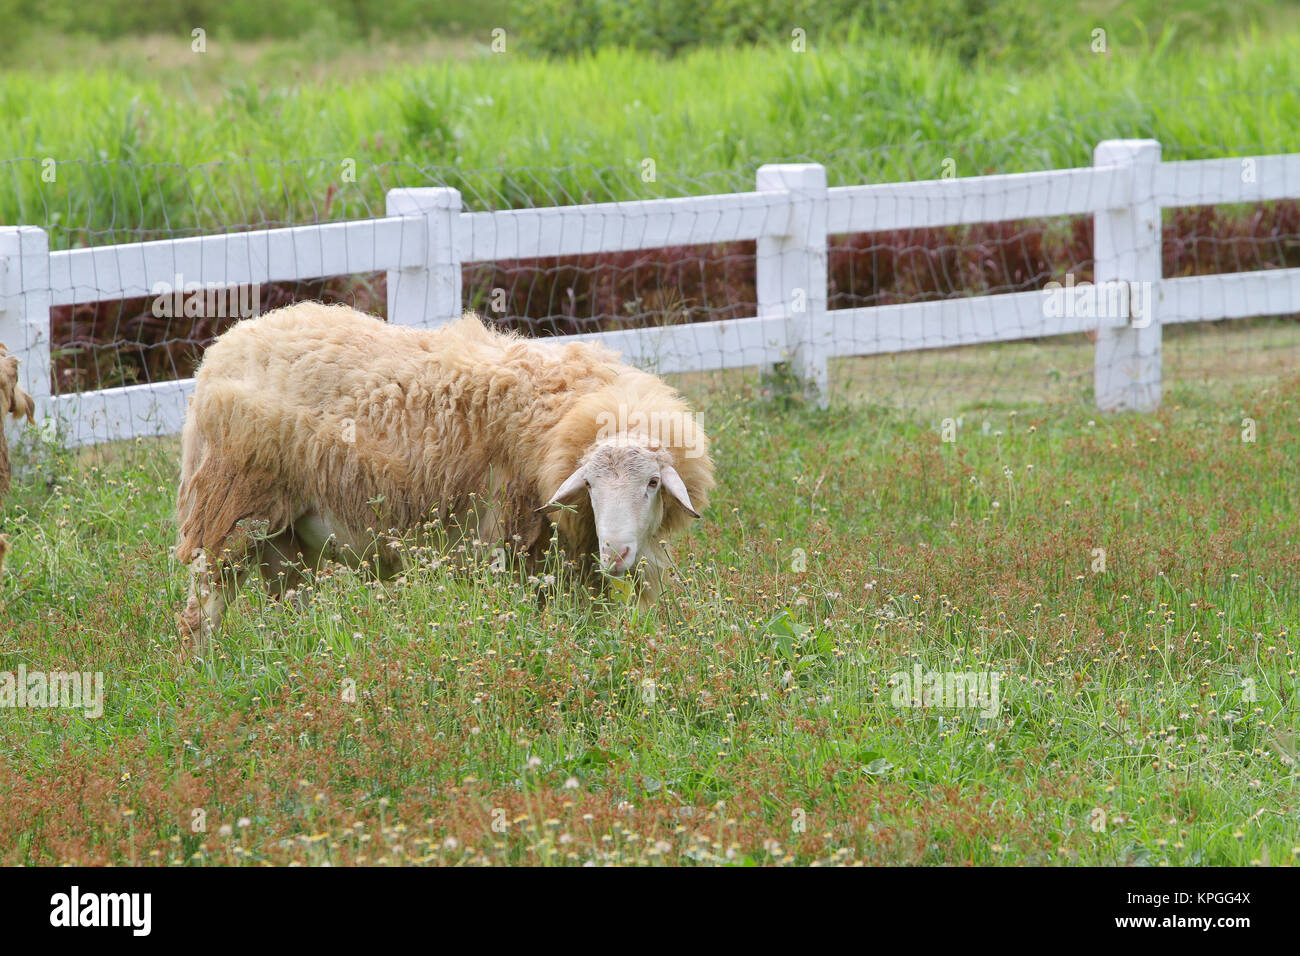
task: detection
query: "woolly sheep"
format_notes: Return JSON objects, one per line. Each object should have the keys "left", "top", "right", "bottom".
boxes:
{"left": 176, "top": 302, "right": 714, "bottom": 642}
{"left": 0, "top": 343, "right": 36, "bottom": 577}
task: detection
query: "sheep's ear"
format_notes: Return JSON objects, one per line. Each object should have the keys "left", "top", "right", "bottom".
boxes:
{"left": 536, "top": 464, "right": 588, "bottom": 513}
{"left": 661, "top": 465, "right": 700, "bottom": 519}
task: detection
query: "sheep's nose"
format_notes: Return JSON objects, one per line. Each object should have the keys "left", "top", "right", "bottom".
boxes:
{"left": 601, "top": 544, "right": 632, "bottom": 570}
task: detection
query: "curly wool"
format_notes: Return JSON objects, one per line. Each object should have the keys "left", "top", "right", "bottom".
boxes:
{"left": 177, "top": 302, "right": 713, "bottom": 586}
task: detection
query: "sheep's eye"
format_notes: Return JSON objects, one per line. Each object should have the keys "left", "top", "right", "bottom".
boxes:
{"left": 648, "top": 477, "right": 660, "bottom": 489}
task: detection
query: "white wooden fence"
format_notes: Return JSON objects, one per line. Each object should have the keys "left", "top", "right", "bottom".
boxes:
{"left": 3, "top": 139, "right": 1299, "bottom": 448}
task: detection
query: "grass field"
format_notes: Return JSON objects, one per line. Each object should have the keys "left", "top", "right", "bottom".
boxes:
{"left": 2, "top": 324, "right": 1297, "bottom": 866}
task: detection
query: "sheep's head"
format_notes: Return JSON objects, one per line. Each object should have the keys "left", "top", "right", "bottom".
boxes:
{"left": 540, "top": 435, "right": 699, "bottom": 575}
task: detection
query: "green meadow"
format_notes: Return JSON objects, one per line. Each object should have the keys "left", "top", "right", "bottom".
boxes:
{"left": 1, "top": 338, "right": 1297, "bottom": 864}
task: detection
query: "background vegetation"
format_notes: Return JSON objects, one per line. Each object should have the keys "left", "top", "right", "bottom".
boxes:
{"left": 0, "top": 2, "right": 1296, "bottom": 239}
{"left": 1, "top": 0, "right": 509, "bottom": 47}
{"left": 514, "top": 0, "right": 1281, "bottom": 61}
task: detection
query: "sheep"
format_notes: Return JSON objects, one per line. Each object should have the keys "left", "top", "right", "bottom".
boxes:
{"left": 176, "top": 302, "right": 714, "bottom": 642}
{"left": 0, "top": 343, "right": 36, "bottom": 577}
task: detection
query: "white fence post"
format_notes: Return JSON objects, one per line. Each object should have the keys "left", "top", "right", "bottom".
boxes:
{"left": 1094, "top": 140, "right": 1162, "bottom": 411}
{"left": 756, "top": 163, "right": 829, "bottom": 406}
{"left": 0, "top": 227, "right": 51, "bottom": 443}
{"left": 386, "top": 187, "right": 462, "bottom": 327}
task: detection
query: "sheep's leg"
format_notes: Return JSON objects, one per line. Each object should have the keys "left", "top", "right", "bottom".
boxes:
{"left": 177, "top": 514, "right": 271, "bottom": 647}
{"left": 636, "top": 564, "right": 663, "bottom": 607}
{"left": 254, "top": 529, "right": 323, "bottom": 605}
{"left": 179, "top": 552, "right": 248, "bottom": 647}
{"left": 179, "top": 526, "right": 324, "bottom": 646}
{"left": 634, "top": 551, "right": 668, "bottom": 608}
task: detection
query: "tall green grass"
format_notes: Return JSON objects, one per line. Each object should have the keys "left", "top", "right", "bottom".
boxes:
{"left": 1, "top": 26, "right": 1296, "bottom": 246}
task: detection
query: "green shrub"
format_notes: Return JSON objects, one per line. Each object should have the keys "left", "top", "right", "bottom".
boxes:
{"left": 12, "top": 0, "right": 508, "bottom": 40}
{"left": 514, "top": 0, "right": 1277, "bottom": 62}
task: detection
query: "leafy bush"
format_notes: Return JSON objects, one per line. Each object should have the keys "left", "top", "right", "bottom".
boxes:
{"left": 514, "top": 0, "right": 1276, "bottom": 62}
{"left": 13, "top": 0, "right": 507, "bottom": 40}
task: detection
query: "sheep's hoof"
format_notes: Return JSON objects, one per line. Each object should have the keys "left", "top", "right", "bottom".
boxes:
{"left": 177, "top": 602, "right": 211, "bottom": 651}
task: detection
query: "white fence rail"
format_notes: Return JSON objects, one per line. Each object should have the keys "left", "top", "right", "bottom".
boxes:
{"left": 3, "top": 139, "right": 1300, "bottom": 448}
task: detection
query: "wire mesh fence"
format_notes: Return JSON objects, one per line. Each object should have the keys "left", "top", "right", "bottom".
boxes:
{"left": 1, "top": 109, "right": 1297, "bottom": 425}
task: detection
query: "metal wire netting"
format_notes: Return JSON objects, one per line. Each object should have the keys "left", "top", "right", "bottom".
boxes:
{"left": 0, "top": 100, "right": 1294, "bottom": 410}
